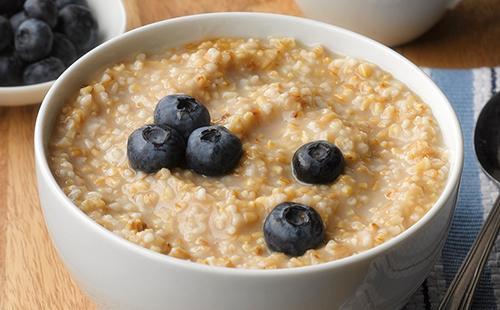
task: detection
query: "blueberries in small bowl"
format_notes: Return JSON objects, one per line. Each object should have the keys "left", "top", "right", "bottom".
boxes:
{"left": 264, "top": 202, "right": 325, "bottom": 257}
{"left": 127, "top": 124, "right": 186, "bottom": 174}
{"left": 0, "top": 0, "right": 99, "bottom": 88}
{"left": 186, "top": 125, "right": 243, "bottom": 176}
{"left": 57, "top": 4, "right": 98, "bottom": 53}
{"left": 292, "top": 140, "right": 345, "bottom": 184}
{"left": 154, "top": 94, "right": 211, "bottom": 140}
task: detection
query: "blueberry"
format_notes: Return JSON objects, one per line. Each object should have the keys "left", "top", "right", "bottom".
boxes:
{"left": 154, "top": 94, "right": 211, "bottom": 140}
{"left": 186, "top": 125, "right": 242, "bottom": 176}
{"left": 0, "top": 53, "right": 23, "bottom": 86}
{"left": 57, "top": 4, "right": 97, "bottom": 53}
{"left": 0, "top": 16, "right": 13, "bottom": 52}
{"left": 10, "top": 11, "right": 28, "bottom": 30}
{"left": 263, "top": 202, "right": 325, "bottom": 257}
{"left": 292, "top": 140, "right": 345, "bottom": 184}
{"left": 15, "top": 19, "right": 53, "bottom": 62}
{"left": 56, "top": 0, "right": 88, "bottom": 9}
{"left": 50, "top": 33, "right": 77, "bottom": 66}
{"left": 127, "top": 124, "right": 185, "bottom": 173}
{"left": 0, "top": 0, "right": 24, "bottom": 16}
{"left": 24, "top": 0, "right": 58, "bottom": 28}
{"left": 23, "top": 57, "right": 65, "bottom": 84}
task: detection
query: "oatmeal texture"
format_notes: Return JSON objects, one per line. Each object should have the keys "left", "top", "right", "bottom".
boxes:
{"left": 49, "top": 38, "right": 449, "bottom": 269}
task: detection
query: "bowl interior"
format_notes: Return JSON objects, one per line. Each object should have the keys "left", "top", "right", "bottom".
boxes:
{"left": 0, "top": 0, "right": 127, "bottom": 106}
{"left": 35, "top": 12, "right": 463, "bottom": 272}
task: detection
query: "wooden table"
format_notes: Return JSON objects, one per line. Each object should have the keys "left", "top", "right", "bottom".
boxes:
{"left": 1, "top": 0, "right": 499, "bottom": 309}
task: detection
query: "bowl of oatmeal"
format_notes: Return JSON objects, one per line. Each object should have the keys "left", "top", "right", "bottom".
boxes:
{"left": 34, "top": 13, "right": 463, "bottom": 310}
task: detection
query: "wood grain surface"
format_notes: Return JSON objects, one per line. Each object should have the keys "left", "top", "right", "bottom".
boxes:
{"left": 0, "top": 0, "right": 499, "bottom": 309}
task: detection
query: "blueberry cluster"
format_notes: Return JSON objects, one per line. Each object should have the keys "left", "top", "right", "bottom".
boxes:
{"left": 127, "top": 94, "right": 243, "bottom": 176}
{"left": 263, "top": 141, "right": 345, "bottom": 257}
{"left": 0, "top": 0, "right": 98, "bottom": 86}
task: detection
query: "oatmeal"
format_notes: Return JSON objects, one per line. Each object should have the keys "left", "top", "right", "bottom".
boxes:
{"left": 49, "top": 37, "right": 449, "bottom": 269}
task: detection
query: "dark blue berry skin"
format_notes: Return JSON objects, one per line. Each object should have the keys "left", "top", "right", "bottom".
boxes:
{"left": 0, "top": 0, "right": 24, "bottom": 17}
{"left": 127, "top": 124, "right": 185, "bottom": 173}
{"left": 263, "top": 202, "right": 325, "bottom": 257}
{"left": 23, "top": 57, "right": 65, "bottom": 84}
{"left": 292, "top": 140, "right": 345, "bottom": 185}
{"left": 186, "top": 125, "right": 242, "bottom": 176}
{"left": 0, "top": 16, "right": 13, "bottom": 52}
{"left": 56, "top": 0, "right": 88, "bottom": 9}
{"left": 10, "top": 11, "right": 28, "bottom": 30}
{"left": 154, "top": 94, "right": 211, "bottom": 140}
{"left": 0, "top": 53, "right": 23, "bottom": 86}
{"left": 57, "top": 4, "right": 97, "bottom": 53}
{"left": 15, "top": 19, "right": 53, "bottom": 62}
{"left": 24, "top": 0, "right": 58, "bottom": 28}
{"left": 51, "top": 33, "right": 77, "bottom": 66}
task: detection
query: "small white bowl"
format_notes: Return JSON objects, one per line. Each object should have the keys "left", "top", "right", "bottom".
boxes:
{"left": 35, "top": 13, "right": 463, "bottom": 310}
{"left": 295, "top": 0, "right": 461, "bottom": 46}
{"left": 0, "top": 0, "right": 126, "bottom": 106}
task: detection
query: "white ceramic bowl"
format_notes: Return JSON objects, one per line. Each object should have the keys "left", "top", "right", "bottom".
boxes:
{"left": 34, "top": 13, "right": 463, "bottom": 310}
{"left": 295, "top": 0, "right": 461, "bottom": 46}
{"left": 0, "top": 0, "right": 126, "bottom": 106}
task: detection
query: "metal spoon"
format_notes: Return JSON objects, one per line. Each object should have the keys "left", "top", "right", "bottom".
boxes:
{"left": 438, "top": 92, "right": 500, "bottom": 310}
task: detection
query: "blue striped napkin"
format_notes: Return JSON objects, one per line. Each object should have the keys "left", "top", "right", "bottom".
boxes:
{"left": 404, "top": 68, "right": 500, "bottom": 309}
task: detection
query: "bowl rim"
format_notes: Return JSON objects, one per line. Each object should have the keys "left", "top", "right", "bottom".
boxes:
{"left": 34, "top": 12, "right": 464, "bottom": 277}
{"left": 0, "top": 0, "right": 128, "bottom": 97}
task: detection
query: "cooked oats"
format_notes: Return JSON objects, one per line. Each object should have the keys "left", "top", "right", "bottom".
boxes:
{"left": 49, "top": 37, "right": 448, "bottom": 269}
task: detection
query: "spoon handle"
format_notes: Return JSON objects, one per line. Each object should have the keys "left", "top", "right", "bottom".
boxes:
{"left": 438, "top": 195, "right": 500, "bottom": 310}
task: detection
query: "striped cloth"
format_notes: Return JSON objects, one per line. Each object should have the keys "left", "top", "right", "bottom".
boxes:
{"left": 404, "top": 68, "right": 500, "bottom": 309}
